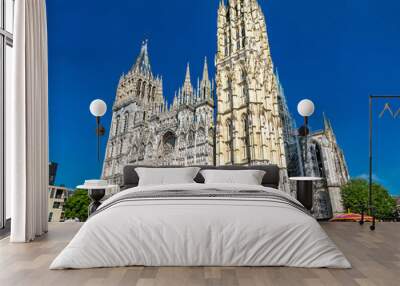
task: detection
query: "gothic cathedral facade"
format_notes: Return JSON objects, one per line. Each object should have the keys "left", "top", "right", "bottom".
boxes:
{"left": 102, "top": 42, "right": 215, "bottom": 185}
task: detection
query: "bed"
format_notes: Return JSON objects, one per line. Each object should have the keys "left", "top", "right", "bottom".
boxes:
{"left": 50, "top": 165, "right": 351, "bottom": 269}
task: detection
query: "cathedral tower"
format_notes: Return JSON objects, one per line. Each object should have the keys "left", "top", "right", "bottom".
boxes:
{"left": 102, "top": 41, "right": 215, "bottom": 184}
{"left": 102, "top": 40, "right": 165, "bottom": 184}
{"left": 215, "top": 0, "right": 288, "bottom": 188}
{"left": 195, "top": 57, "right": 215, "bottom": 165}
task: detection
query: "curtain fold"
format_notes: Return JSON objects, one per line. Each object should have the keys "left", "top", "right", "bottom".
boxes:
{"left": 7, "top": 0, "right": 48, "bottom": 243}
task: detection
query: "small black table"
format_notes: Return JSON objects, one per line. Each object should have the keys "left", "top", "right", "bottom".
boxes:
{"left": 87, "top": 189, "right": 106, "bottom": 215}
{"left": 289, "top": 177, "right": 322, "bottom": 211}
{"left": 77, "top": 181, "right": 110, "bottom": 216}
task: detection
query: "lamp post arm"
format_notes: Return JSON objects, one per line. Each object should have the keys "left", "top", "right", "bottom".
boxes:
{"left": 304, "top": 116, "right": 309, "bottom": 128}
{"left": 301, "top": 116, "right": 309, "bottom": 175}
{"left": 96, "top": 116, "right": 101, "bottom": 162}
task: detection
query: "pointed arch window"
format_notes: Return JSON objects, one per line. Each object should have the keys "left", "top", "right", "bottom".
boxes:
{"left": 241, "top": 69, "right": 246, "bottom": 82}
{"left": 242, "top": 113, "right": 251, "bottom": 161}
{"left": 141, "top": 81, "right": 146, "bottom": 97}
{"left": 152, "top": 87, "right": 156, "bottom": 101}
{"left": 241, "top": 114, "right": 248, "bottom": 138}
{"left": 120, "top": 139, "right": 124, "bottom": 155}
{"left": 241, "top": 22, "right": 246, "bottom": 47}
{"left": 163, "top": 131, "right": 177, "bottom": 155}
{"left": 136, "top": 79, "right": 142, "bottom": 96}
{"left": 115, "top": 116, "right": 121, "bottom": 136}
{"left": 226, "top": 119, "right": 233, "bottom": 141}
{"left": 148, "top": 84, "right": 152, "bottom": 99}
{"left": 315, "top": 143, "right": 326, "bottom": 178}
{"left": 227, "top": 77, "right": 233, "bottom": 104}
{"left": 224, "top": 35, "right": 229, "bottom": 56}
{"left": 226, "top": 119, "right": 234, "bottom": 164}
{"left": 123, "top": 112, "right": 129, "bottom": 133}
{"left": 236, "top": 28, "right": 240, "bottom": 50}
{"left": 241, "top": 70, "right": 249, "bottom": 104}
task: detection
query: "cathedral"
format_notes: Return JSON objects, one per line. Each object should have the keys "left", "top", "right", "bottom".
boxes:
{"left": 102, "top": 0, "right": 349, "bottom": 218}
{"left": 304, "top": 115, "right": 350, "bottom": 218}
{"left": 101, "top": 41, "right": 215, "bottom": 185}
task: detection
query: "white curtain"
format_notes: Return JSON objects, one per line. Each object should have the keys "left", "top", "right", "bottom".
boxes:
{"left": 7, "top": 0, "right": 49, "bottom": 242}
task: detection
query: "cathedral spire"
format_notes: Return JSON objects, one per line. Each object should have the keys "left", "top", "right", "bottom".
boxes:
{"left": 323, "top": 112, "right": 337, "bottom": 144}
{"left": 133, "top": 40, "right": 152, "bottom": 75}
{"left": 197, "top": 77, "right": 200, "bottom": 101}
{"left": 202, "top": 57, "right": 209, "bottom": 82}
{"left": 199, "top": 57, "right": 212, "bottom": 102}
{"left": 182, "top": 62, "right": 194, "bottom": 99}
{"left": 185, "top": 62, "right": 191, "bottom": 84}
{"left": 323, "top": 112, "right": 332, "bottom": 131}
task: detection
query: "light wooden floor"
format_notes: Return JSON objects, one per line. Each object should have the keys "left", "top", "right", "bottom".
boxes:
{"left": 0, "top": 222, "right": 399, "bottom": 286}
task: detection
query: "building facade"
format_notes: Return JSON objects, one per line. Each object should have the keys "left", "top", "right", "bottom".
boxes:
{"left": 304, "top": 115, "right": 350, "bottom": 218}
{"left": 215, "top": 0, "right": 288, "bottom": 190}
{"left": 48, "top": 186, "right": 70, "bottom": 222}
{"left": 102, "top": 42, "right": 215, "bottom": 185}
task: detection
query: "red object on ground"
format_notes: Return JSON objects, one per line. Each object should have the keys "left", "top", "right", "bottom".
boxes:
{"left": 330, "top": 213, "right": 373, "bottom": 222}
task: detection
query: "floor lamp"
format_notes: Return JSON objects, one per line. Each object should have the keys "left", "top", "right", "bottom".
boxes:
{"left": 89, "top": 99, "right": 107, "bottom": 162}
{"left": 360, "top": 95, "right": 400, "bottom": 231}
{"left": 297, "top": 99, "right": 315, "bottom": 168}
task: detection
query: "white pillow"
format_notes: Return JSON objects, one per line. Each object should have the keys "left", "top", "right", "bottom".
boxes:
{"left": 200, "top": 169, "right": 266, "bottom": 185}
{"left": 136, "top": 167, "right": 200, "bottom": 186}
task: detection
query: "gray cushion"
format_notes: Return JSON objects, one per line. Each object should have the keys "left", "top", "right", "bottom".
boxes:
{"left": 122, "top": 165, "right": 280, "bottom": 190}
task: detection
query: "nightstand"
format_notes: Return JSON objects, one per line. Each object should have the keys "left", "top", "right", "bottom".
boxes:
{"left": 77, "top": 180, "right": 118, "bottom": 215}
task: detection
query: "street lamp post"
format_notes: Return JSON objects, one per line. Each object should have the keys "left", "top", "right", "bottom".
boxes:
{"left": 89, "top": 99, "right": 107, "bottom": 162}
{"left": 297, "top": 99, "right": 315, "bottom": 170}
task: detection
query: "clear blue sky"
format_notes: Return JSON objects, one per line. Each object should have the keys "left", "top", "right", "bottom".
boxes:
{"left": 47, "top": 0, "right": 400, "bottom": 195}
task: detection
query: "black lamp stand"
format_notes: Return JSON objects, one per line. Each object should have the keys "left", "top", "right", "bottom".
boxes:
{"left": 96, "top": 116, "right": 105, "bottom": 162}
{"left": 299, "top": 116, "right": 310, "bottom": 169}
{"left": 360, "top": 95, "right": 400, "bottom": 231}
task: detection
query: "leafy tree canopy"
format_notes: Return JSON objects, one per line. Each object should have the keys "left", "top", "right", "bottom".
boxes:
{"left": 64, "top": 189, "right": 89, "bottom": 222}
{"left": 341, "top": 179, "right": 396, "bottom": 219}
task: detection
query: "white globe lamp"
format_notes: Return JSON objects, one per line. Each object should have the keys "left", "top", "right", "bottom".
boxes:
{"left": 89, "top": 99, "right": 107, "bottom": 161}
{"left": 297, "top": 99, "right": 315, "bottom": 117}
{"left": 90, "top": 99, "right": 107, "bottom": 117}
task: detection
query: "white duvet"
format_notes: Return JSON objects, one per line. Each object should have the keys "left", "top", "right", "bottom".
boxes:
{"left": 50, "top": 183, "right": 351, "bottom": 269}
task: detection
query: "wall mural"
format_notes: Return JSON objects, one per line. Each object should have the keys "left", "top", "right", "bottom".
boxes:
{"left": 100, "top": 0, "right": 350, "bottom": 219}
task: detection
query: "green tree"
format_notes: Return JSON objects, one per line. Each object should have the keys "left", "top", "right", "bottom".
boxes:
{"left": 64, "top": 189, "right": 90, "bottom": 222}
{"left": 341, "top": 179, "right": 396, "bottom": 219}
